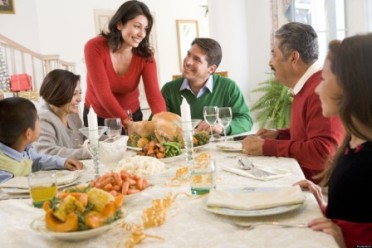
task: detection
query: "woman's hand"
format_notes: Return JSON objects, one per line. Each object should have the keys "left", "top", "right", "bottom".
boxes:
{"left": 64, "top": 159, "right": 84, "bottom": 171}
{"left": 308, "top": 217, "right": 346, "bottom": 248}
{"left": 294, "top": 179, "right": 327, "bottom": 210}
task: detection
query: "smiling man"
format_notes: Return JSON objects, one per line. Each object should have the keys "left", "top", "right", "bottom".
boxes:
{"left": 161, "top": 38, "right": 253, "bottom": 136}
{"left": 241, "top": 22, "right": 344, "bottom": 183}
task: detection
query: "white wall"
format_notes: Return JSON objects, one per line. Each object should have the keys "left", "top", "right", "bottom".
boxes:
{"left": 0, "top": 0, "right": 208, "bottom": 88}
{"left": 0, "top": 0, "right": 371, "bottom": 107}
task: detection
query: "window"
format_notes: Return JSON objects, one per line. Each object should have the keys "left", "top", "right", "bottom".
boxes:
{"left": 368, "top": 0, "right": 372, "bottom": 30}
{"left": 287, "top": 0, "right": 346, "bottom": 62}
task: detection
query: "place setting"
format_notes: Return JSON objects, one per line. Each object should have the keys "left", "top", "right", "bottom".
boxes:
{"left": 0, "top": 170, "right": 82, "bottom": 200}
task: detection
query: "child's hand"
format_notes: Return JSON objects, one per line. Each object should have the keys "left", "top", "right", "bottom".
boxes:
{"left": 64, "top": 159, "right": 84, "bottom": 171}
{"left": 293, "top": 179, "right": 326, "bottom": 210}
{"left": 308, "top": 217, "right": 346, "bottom": 248}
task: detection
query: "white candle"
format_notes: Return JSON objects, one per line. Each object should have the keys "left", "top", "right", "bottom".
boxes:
{"left": 88, "top": 107, "right": 99, "bottom": 142}
{"left": 181, "top": 97, "right": 192, "bottom": 130}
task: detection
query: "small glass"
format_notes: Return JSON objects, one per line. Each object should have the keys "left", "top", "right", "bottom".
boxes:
{"left": 190, "top": 159, "right": 216, "bottom": 195}
{"left": 104, "top": 118, "right": 122, "bottom": 138}
{"left": 28, "top": 171, "right": 57, "bottom": 208}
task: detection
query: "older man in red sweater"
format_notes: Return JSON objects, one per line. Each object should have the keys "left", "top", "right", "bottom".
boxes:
{"left": 242, "top": 22, "right": 344, "bottom": 183}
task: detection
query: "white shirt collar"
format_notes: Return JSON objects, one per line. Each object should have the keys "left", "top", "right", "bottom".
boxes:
{"left": 179, "top": 75, "right": 214, "bottom": 98}
{"left": 292, "top": 61, "right": 322, "bottom": 95}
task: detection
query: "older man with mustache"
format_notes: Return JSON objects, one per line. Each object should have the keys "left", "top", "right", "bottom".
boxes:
{"left": 242, "top": 22, "right": 344, "bottom": 183}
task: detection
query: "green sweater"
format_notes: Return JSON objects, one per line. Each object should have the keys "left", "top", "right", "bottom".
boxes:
{"left": 161, "top": 74, "right": 253, "bottom": 135}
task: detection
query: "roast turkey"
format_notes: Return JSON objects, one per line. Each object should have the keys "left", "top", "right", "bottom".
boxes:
{"left": 126, "top": 112, "right": 183, "bottom": 144}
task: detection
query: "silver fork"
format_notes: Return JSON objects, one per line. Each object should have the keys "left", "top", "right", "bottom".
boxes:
{"left": 234, "top": 221, "right": 308, "bottom": 230}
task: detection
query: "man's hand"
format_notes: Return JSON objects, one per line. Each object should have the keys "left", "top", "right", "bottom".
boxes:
{"left": 64, "top": 159, "right": 84, "bottom": 171}
{"left": 241, "top": 135, "right": 264, "bottom": 155}
{"left": 256, "top": 128, "right": 279, "bottom": 139}
{"left": 195, "top": 121, "right": 224, "bottom": 135}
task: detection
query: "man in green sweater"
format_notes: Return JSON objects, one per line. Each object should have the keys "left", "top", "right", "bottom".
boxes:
{"left": 161, "top": 38, "right": 252, "bottom": 136}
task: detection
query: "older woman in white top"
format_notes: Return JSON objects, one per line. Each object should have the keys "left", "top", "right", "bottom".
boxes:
{"left": 34, "top": 69, "right": 91, "bottom": 159}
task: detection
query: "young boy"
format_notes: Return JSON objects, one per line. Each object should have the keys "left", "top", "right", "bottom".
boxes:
{"left": 0, "top": 97, "right": 83, "bottom": 183}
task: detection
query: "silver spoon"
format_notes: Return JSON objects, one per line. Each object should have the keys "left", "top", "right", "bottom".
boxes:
{"left": 234, "top": 221, "right": 308, "bottom": 230}
{"left": 238, "top": 157, "right": 253, "bottom": 170}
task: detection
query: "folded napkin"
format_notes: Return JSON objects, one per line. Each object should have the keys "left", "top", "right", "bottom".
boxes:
{"left": 207, "top": 186, "right": 305, "bottom": 210}
{"left": 216, "top": 141, "right": 242, "bottom": 151}
{"left": 222, "top": 165, "right": 291, "bottom": 181}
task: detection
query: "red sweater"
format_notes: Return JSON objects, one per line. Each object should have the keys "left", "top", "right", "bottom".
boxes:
{"left": 263, "top": 71, "right": 344, "bottom": 181}
{"left": 84, "top": 36, "right": 166, "bottom": 120}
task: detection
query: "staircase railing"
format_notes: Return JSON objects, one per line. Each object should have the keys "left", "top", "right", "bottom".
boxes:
{"left": 0, "top": 33, "right": 75, "bottom": 92}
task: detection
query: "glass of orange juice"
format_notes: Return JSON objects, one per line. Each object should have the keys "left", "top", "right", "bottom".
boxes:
{"left": 28, "top": 171, "right": 57, "bottom": 208}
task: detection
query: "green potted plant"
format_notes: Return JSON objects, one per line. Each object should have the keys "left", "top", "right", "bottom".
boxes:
{"left": 250, "top": 74, "right": 293, "bottom": 129}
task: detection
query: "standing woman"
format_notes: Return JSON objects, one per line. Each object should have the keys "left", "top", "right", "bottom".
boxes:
{"left": 34, "top": 69, "right": 91, "bottom": 160}
{"left": 296, "top": 35, "right": 372, "bottom": 247}
{"left": 83, "top": 0, "right": 166, "bottom": 127}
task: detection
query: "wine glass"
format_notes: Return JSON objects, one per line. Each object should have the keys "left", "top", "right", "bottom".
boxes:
{"left": 127, "top": 109, "right": 133, "bottom": 121}
{"left": 217, "top": 107, "right": 232, "bottom": 142}
{"left": 203, "top": 106, "right": 218, "bottom": 142}
{"left": 104, "top": 118, "right": 122, "bottom": 138}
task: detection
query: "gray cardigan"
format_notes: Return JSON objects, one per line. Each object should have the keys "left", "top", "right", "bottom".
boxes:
{"left": 34, "top": 103, "right": 91, "bottom": 160}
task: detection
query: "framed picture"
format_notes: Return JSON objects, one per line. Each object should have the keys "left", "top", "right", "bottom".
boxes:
{"left": 0, "top": 0, "right": 15, "bottom": 14}
{"left": 176, "top": 20, "right": 199, "bottom": 72}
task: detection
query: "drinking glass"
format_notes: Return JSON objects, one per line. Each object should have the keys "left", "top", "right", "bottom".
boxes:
{"left": 217, "top": 107, "right": 232, "bottom": 141}
{"left": 28, "top": 171, "right": 57, "bottom": 208}
{"left": 104, "top": 118, "right": 122, "bottom": 138}
{"left": 127, "top": 109, "right": 133, "bottom": 121}
{"left": 190, "top": 159, "right": 216, "bottom": 195}
{"left": 203, "top": 106, "right": 218, "bottom": 142}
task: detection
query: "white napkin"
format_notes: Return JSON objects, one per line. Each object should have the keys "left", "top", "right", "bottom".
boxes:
{"left": 207, "top": 186, "right": 305, "bottom": 210}
{"left": 222, "top": 165, "right": 291, "bottom": 181}
{"left": 216, "top": 141, "right": 242, "bottom": 151}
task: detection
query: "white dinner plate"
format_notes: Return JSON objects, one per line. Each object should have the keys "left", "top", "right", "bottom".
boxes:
{"left": 0, "top": 171, "right": 81, "bottom": 195}
{"left": 30, "top": 215, "right": 125, "bottom": 241}
{"left": 126, "top": 145, "right": 142, "bottom": 151}
{"left": 203, "top": 187, "right": 304, "bottom": 217}
{"left": 216, "top": 141, "right": 242, "bottom": 152}
{"left": 159, "top": 152, "right": 184, "bottom": 163}
{"left": 193, "top": 142, "right": 210, "bottom": 150}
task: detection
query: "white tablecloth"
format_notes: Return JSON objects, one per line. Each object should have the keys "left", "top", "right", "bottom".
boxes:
{"left": 0, "top": 143, "right": 338, "bottom": 248}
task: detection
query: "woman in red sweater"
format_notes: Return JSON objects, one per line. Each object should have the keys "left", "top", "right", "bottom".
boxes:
{"left": 296, "top": 35, "right": 372, "bottom": 247}
{"left": 83, "top": 0, "right": 165, "bottom": 127}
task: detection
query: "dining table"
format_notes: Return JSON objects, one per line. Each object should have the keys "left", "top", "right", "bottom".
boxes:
{"left": 0, "top": 141, "right": 338, "bottom": 248}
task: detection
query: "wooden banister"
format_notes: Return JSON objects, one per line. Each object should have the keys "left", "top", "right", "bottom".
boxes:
{"left": 0, "top": 33, "right": 75, "bottom": 91}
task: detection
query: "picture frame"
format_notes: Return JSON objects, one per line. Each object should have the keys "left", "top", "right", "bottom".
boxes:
{"left": 176, "top": 20, "right": 199, "bottom": 72}
{"left": 0, "top": 0, "right": 15, "bottom": 14}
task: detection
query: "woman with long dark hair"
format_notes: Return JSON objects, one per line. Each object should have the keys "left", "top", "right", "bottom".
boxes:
{"left": 83, "top": 0, "right": 166, "bottom": 127}
{"left": 296, "top": 34, "right": 372, "bottom": 247}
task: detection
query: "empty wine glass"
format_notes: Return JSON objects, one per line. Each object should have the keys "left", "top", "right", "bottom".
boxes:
{"left": 203, "top": 106, "right": 218, "bottom": 142}
{"left": 217, "top": 107, "right": 232, "bottom": 141}
{"left": 104, "top": 118, "right": 122, "bottom": 138}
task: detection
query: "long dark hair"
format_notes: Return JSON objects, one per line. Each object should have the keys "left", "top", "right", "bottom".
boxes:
{"left": 334, "top": 33, "right": 372, "bottom": 141}
{"left": 101, "top": 0, "right": 153, "bottom": 59}
{"left": 319, "top": 34, "right": 372, "bottom": 185}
